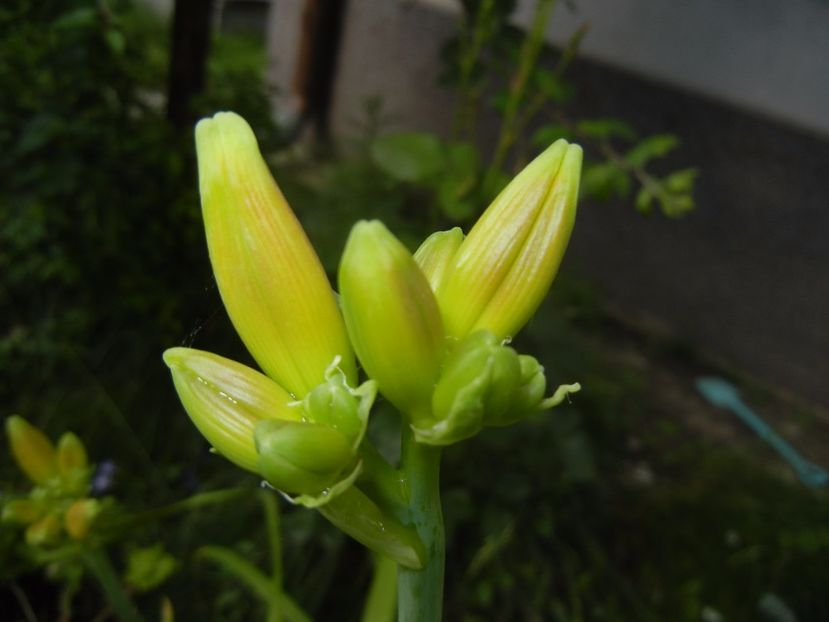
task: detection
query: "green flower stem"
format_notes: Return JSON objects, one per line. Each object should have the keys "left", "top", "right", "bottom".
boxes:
{"left": 360, "top": 554, "right": 398, "bottom": 622}
{"left": 107, "top": 488, "right": 248, "bottom": 532}
{"left": 197, "top": 546, "right": 311, "bottom": 622}
{"left": 484, "top": 0, "right": 557, "bottom": 189}
{"left": 81, "top": 549, "right": 145, "bottom": 622}
{"left": 259, "top": 491, "right": 284, "bottom": 622}
{"left": 397, "top": 429, "right": 444, "bottom": 622}
{"left": 359, "top": 441, "right": 409, "bottom": 513}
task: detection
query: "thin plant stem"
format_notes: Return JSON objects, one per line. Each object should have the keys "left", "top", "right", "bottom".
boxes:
{"left": 107, "top": 487, "right": 248, "bottom": 531}
{"left": 10, "top": 582, "right": 39, "bottom": 622}
{"left": 197, "top": 546, "right": 311, "bottom": 622}
{"left": 360, "top": 555, "right": 398, "bottom": 622}
{"left": 259, "top": 490, "right": 283, "bottom": 622}
{"left": 484, "top": 0, "right": 557, "bottom": 189}
{"left": 452, "top": 0, "right": 496, "bottom": 140}
{"left": 511, "top": 22, "right": 588, "bottom": 151}
{"left": 81, "top": 549, "right": 145, "bottom": 622}
{"left": 397, "top": 429, "right": 444, "bottom": 622}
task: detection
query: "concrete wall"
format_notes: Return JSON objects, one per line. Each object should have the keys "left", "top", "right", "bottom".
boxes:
{"left": 327, "top": 0, "right": 829, "bottom": 405}
{"left": 425, "top": 0, "right": 829, "bottom": 136}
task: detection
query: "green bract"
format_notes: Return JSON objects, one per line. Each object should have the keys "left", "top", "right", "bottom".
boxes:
{"left": 412, "top": 331, "right": 581, "bottom": 445}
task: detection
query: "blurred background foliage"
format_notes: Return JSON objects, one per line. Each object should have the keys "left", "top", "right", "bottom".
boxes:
{"left": 1, "top": 1, "right": 826, "bottom": 621}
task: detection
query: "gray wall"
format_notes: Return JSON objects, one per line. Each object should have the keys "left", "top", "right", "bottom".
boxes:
{"left": 431, "top": 0, "right": 829, "bottom": 137}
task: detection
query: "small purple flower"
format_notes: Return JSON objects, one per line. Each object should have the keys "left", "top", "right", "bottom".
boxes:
{"left": 91, "top": 460, "right": 117, "bottom": 495}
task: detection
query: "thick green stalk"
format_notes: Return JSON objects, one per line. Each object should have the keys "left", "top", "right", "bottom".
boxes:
{"left": 397, "top": 429, "right": 444, "bottom": 622}
{"left": 81, "top": 549, "right": 145, "bottom": 622}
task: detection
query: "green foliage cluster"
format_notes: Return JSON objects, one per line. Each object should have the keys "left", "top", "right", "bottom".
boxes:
{"left": 0, "top": 0, "right": 280, "bottom": 421}
{"left": 0, "top": 0, "right": 197, "bottom": 415}
{"left": 373, "top": 0, "right": 697, "bottom": 222}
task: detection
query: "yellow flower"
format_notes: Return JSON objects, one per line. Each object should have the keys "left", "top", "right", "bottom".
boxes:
{"left": 6, "top": 416, "right": 58, "bottom": 485}
{"left": 65, "top": 498, "right": 100, "bottom": 540}
{"left": 195, "top": 111, "right": 355, "bottom": 397}
{"left": 164, "top": 347, "right": 298, "bottom": 473}
{"left": 339, "top": 220, "right": 445, "bottom": 424}
{"left": 166, "top": 113, "right": 378, "bottom": 504}
{"left": 164, "top": 346, "right": 376, "bottom": 502}
{"left": 421, "top": 140, "right": 582, "bottom": 340}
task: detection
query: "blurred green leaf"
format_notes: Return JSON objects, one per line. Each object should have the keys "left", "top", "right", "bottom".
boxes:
{"left": 16, "top": 114, "right": 63, "bottom": 156}
{"left": 532, "top": 124, "right": 573, "bottom": 147}
{"left": 105, "top": 29, "right": 126, "bottom": 56}
{"left": 533, "top": 69, "right": 575, "bottom": 104}
{"left": 576, "top": 118, "right": 637, "bottom": 141}
{"left": 125, "top": 544, "right": 178, "bottom": 593}
{"left": 663, "top": 167, "right": 698, "bottom": 194}
{"left": 580, "top": 162, "right": 631, "bottom": 201}
{"left": 635, "top": 187, "right": 654, "bottom": 213}
{"left": 625, "top": 134, "right": 679, "bottom": 167}
{"left": 52, "top": 7, "right": 97, "bottom": 31}
{"left": 370, "top": 132, "right": 444, "bottom": 182}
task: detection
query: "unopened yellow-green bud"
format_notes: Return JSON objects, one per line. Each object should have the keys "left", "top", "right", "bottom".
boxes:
{"left": 339, "top": 220, "right": 445, "bottom": 422}
{"left": 25, "top": 514, "right": 62, "bottom": 546}
{"left": 418, "top": 331, "right": 521, "bottom": 445}
{"left": 6, "top": 416, "right": 58, "bottom": 485}
{"left": 195, "top": 111, "right": 355, "bottom": 397}
{"left": 65, "top": 498, "right": 100, "bottom": 540}
{"left": 57, "top": 432, "right": 87, "bottom": 473}
{"left": 413, "top": 227, "right": 464, "bottom": 293}
{"left": 302, "top": 366, "right": 375, "bottom": 446}
{"left": 2, "top": 499, "right": 44, "bottom": 525}
{"left": 511, "top": 356, "right": 548, "bottom": 419}
{"left": 56, "top": 432, "right": 90, "bottom": 496}
{"left": 255, "top": 420, "right": 355, "bottom": 495}
{"left": 163, "top": 347, "right": 299, "bottom": 472}
{"left": 414, "top": 330, "right": 580, "bottom": 444}
{"left": 437, "top": 140, "right": 582, "bottom": 340}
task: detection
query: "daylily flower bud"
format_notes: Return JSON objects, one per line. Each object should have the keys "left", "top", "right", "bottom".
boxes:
{"left": 436, "top": 140, "right": 582, "bottom": 340}
{"left": 502, "top": 355, "right": 549, "bottom": 424}
{"left": 414, "top": 330, "right": 582, "bottom": 445}
{"left": 6, "top": 416, "right": 58, "bottom": 485}
{"left": 482, "top": 354, "right": 551, "bottom": 428}
{"left": 195, "top": 111, "right": 355, "bottom": 397}
{"left": 57, "top": 432, "right": 87, "bottom": 473}
{"left": 163, "top": 347, "right": 299, "bottom": 473}
{"left": 415, "top": 331, "right": 520, "bottom": 445}
{"left": 255, "top": 420, "right": 355, "bottom": 495}
{"left": 2, "top": 499, "right": 44, "bottom": 525}
{"left": 56, "top": 432, "right": 90, "bottom": 496}
{"left": 302, "top": 365, "right": 374, "bottom": 445}
{"left": 339, "top": 220, "right": 445, "bottom": 423}
{"left": 413, "top": 227, "right": 464, "bottom": 293}
{"left": 65, "top": 498, "right": 100, "bottom": 540}
{"left": 25, "top": 514, "right": 62, "bottom": 546}
{"left": 254, "top": 362, "right": 377, "bottom": 504}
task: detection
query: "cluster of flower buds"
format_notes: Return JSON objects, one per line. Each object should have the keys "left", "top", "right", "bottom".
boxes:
{"left": 163, "top": 112, "right": 582, "bottom": 566}
{"left": 338, "top": 138, "right": 582, "bottom": 445}
{"left": 3, "top": 416, "right": 101, "bottom": 545}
